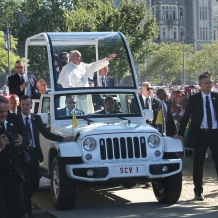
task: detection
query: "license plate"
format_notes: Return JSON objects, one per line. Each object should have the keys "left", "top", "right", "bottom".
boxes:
{"left": 113, "top": 165, "right": 144, "bottom": 175}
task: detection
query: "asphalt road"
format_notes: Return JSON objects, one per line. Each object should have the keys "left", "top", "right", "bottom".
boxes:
{"left": 32, "top": 177, "right": 218, "bottom": 218}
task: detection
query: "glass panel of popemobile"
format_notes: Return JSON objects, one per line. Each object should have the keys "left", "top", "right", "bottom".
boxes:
{"left": 25, "top": 32, "right": 138, "bottom": 92}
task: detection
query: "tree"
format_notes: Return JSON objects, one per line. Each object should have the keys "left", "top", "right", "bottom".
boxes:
{"left": 189, "top": 41, "right": 218, "bottom": 79}
{"left": 145, "top": 42, "right": 195, "bottom": 85}
{"left": 0, "top": 31, "right": 21, "bottom": 73}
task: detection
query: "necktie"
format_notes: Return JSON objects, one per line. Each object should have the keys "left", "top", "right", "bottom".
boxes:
{"left": 21, "top": 75, "right": 25, "bottom": 84}
{"left": 25, "top": 117, "right": 33, "bottom": 145}
{"left": 0, "top": 123, "right": 6, "bottom": 133}
{"left": 101, "top": 78, "right": 105, "bottom": 87}
{"left": 206, "top": 96, "right": 212, "bottom": 129}
{"left": 162, "top": 102, "right": 168, "bottom": 122}
{"left": 145, "top": 98, "right": 149, "bottom": 109}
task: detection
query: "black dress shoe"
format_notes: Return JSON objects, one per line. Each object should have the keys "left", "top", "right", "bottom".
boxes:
{"left": 194, "top": 193, "right": 204, "bottom": 201}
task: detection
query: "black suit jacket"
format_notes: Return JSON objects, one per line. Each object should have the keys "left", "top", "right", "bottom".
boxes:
{"left": 8, "top": 73, "right": 38, "bottom": 99}
{"left": 93, "top": 74, "right": 115, "bottom": 87}
{"left": 178, "top": 92, "right": 218, "bottom": 148}
{"left": 0, "top": 113, "right": 29, "bottom": 180}
{"left": 164, "top": 100, "right": 177, "bottom": 136}
{"left": 18, "top": 113, "right": 64, "bottom": 163}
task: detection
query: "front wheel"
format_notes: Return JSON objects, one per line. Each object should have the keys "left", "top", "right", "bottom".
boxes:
{"left": 51, "top": 156, "right": 77, "bottom": 210}
{"left": 152, "top": 171, "right": 182, "bottom": 203}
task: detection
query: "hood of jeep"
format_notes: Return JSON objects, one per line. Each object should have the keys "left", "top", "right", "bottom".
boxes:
{"left": 53, "top": 121, "right": 158, "bottom": 137}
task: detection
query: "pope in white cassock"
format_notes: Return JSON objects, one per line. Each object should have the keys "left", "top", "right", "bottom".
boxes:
{"left": 57, "top": 50, "right": 116, "bottom": 88}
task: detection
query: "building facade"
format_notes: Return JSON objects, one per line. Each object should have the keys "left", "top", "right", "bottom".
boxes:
{"left": 145, "top": 0, "right": 218, "bottom": 49}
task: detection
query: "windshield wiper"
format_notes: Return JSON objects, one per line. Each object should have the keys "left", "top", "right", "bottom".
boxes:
{"left": 82, "top": 118, "right": 95, "bottom": 125}
{"left": 118, "top": 116, "right": 131, "bottom": 124}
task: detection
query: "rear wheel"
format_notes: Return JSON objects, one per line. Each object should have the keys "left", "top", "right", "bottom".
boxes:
{"left": 51, "top": 156, "right": 77, "bottom": 210}
{"left": 152, "top": 171, "right": 182, "bottom": 203}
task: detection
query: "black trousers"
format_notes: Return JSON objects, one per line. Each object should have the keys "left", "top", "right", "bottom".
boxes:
{"left": 23, "top": 148, "right": 39, "bottom": 214}
{"left": 0, "top": 173, "right": 25, "bottom": 218}
{"left": 193, "top": 129, "right": 218, "bottom": 194}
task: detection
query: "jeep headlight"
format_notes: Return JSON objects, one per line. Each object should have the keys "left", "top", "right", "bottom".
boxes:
{"left": 83, "top": 137, "right": 96, "bottom": 151}
{"left": 148, "top": 134, "right": 160, "bottom": 148}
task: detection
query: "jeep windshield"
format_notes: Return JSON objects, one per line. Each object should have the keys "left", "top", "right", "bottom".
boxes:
{"left": 25, "top": 32, "right": 138, "bottom": 92}
{"left": 55, "top": 92, "right": 142, "bottom": 119}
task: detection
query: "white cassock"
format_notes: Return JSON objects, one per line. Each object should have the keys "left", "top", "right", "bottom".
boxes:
{"left": 57, "top": 58, "right": 109, "bottom": 88}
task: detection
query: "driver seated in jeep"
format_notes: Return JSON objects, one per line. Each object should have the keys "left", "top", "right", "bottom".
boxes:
{"left": 94, "top": 96, "right": 122, "bottom": 114}
{"left": 57, "top": 95, "right": 85, "bottom": 116}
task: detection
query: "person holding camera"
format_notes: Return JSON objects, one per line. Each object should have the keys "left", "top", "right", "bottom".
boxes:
{"left": 0, "top": 95, "right": 28, "bottom": 218}
{"left": 19, "top": 95, "right": 74, "bottom": 218}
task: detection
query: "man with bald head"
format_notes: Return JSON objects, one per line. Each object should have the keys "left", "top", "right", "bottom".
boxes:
{"left": 57, "top": 50, "right": 116, "bottom": 88}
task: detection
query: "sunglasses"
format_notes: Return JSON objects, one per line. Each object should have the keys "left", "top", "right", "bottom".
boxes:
{"left": 16, "top": 66, "right": 24, "bottom": 69}
{"left": 147, "top": 87, "right": 153, "bottom": 91}
{"left": 67, "top": 101, "right": 77, "bottom": 104}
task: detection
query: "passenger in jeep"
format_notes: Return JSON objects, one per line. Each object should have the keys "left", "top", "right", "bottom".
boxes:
{"left": 57, "top": 50, "right": 116, "bottom": 88}
{"left": 95, "top": 96, "right": 122, "bottom": 114}
{"left": 57, "top": 95, "right": 85, "bottom": 116}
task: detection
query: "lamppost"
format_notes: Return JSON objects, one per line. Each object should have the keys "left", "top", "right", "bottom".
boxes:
{"left": 182, "top": 32, "right": 185, "bottom": 86}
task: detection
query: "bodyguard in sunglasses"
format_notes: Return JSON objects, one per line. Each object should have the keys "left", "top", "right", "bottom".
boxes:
{"left": 8, "top": 60, "right": 38, "bottom": 101}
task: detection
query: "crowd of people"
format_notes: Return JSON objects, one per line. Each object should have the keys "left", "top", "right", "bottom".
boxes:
{"left": 139, "top": 72, "right": 218, "bottom": 201}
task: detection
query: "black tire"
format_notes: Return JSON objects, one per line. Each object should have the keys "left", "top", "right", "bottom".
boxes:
{"left": 121, "top": 182, "right": 137, "bottom": 189}
{"left": 152, "top": 171, "right": 182, "bottom": 203}
{"left": 51, "top": 156, "right": 77, "bottom": 210}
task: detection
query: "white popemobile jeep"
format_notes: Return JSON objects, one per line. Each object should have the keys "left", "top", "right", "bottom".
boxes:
{"left": 25, "top": 32, "right": 183, "bottom": 210}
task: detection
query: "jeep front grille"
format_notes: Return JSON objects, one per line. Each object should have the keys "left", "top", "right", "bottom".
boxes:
{"left": 99, "top": 137, "right": 147, "bottom": 160}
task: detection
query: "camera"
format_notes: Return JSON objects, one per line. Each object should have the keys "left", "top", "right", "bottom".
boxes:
{"left": 5, "top": 132, "right": 19, "bottom": 149}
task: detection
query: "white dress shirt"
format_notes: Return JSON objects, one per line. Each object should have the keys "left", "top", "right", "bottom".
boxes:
{"left": 142, "top": 96, "right": 151, "bottom": 109}
{"left": 200, "top": 92, "right": 218, "bottom": 129}
{"left": 58, "top": 58, "right": 109, "bottom": 88}
{"left": 21, "top": 113, "right": 36, "bottom": 147}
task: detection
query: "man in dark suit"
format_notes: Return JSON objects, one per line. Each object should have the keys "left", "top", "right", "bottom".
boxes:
{"left": 95, "top": 96, "right": 122, "bottom": 114}
{"left": 19, "top": 95, "right": 74, "bottom": 217}
{"left": 177, "top": 73, "right": 218, "bottom": 201}
{"left": 130, "top": 82, "right": 162, "bottom": 130}
{"left": 156, "top": 88, "right": 177, "bottom": 136}
{"left": 93, "top": 65, "right": 115, "bottom": 87}
{"left": 8, "top": 60, "right": 38, "bottom": 100}
{"left": 0, "top": 96, "right": 27, "bottom": 218}
{"left": 57, "top": 95, "right": 85, "bottom": 116}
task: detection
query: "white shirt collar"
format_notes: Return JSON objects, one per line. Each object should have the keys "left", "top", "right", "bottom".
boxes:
{"left": 201, "top": 91, "right": 211, "bottom": 99}
{"left": 21, "top": 112, "right": 31, "bottom": 120}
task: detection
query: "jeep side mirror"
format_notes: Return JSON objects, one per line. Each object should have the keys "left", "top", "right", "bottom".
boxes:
{"left": 143, "top": 109, "right": 153, "bottom": 121}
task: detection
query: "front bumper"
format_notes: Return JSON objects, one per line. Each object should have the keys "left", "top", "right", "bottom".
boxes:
{"left": 65, "top": 159, "right": 182, "bottom": 182}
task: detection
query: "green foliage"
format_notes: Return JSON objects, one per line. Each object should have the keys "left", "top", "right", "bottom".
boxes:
{"left": 0, "top": 31, "right": 21, "bottom": 73}
{"left": 189, "top": 41, "right": 218, "bottom": 79}
{"left": 145, "top": 42, "right": 195, "bottom": 85}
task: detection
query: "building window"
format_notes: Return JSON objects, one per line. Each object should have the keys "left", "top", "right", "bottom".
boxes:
{"left": 200, "top": 6, "right": 207, "bottom": 20}
{"left": 173, "top": 27, "right": 177, "bottom": 40}
{"left": 214, "top": 29, "right": 217, "bottom": 40}
{"left": 162, "top": 6, "right": 166, "bottom": 19}
{"left": 155, "top": 6, "right": 159, "bottom": 19}
{"left": 200, "top": 27, "right": 208, "bottom": 40}
{"left": 180, "top": 7, "right": 184, "bottom": 20}
{"left": 173, "top": 6, "right": 176, "bottom": 19}
{"left": 166, "top": 6, "right": 169, "bottom": 19}
{"left": 163, "top": 27, "right": 167, "bottom": 41}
